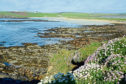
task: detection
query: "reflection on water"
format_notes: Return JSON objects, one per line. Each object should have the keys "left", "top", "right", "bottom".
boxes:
{"left": 0, "top": 18, "right": 80, "bottom": 47}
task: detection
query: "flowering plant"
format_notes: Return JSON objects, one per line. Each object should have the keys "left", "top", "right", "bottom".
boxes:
{"left": 51, "top": 72, "right": 75, "bottom": 84}
{"left": 73, "top": 37, "right": 126, "bottom": 83}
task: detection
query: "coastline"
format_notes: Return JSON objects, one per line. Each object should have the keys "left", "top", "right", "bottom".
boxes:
{"left": 1, "top": 22, "right": 126, "bottom": 80}
{"left": 31, "top": 17, "right": 126, "bottom": 25}
{"left": 0, "top": 17, "right": 126, "bottom": 83}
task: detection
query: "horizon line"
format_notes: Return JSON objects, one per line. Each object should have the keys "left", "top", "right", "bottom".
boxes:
{"left": 0, "top": 11, "right": 126, "bottom": 14}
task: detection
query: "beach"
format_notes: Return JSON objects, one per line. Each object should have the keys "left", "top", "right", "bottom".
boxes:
{"left": 37, "top": 17, "right": 126, "bottom": 25}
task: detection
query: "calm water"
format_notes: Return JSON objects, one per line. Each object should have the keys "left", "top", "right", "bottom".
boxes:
{"left": 0, "top": 18, "right": 81, "bottom": 47}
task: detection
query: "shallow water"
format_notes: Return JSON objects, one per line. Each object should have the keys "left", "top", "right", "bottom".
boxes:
{"left": 0, "top": 18, "right": 80, "bottom": 47}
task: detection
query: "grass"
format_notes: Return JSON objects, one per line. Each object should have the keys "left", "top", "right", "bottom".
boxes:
{"left": 48, "top": 42, "right": 101, "bottom": 75}
{"left": 0, "top": 11, "right": 126, "bottom": 21}
{"left": 0, "top": 11, "right": 60, "bottom": 18}
{"left": 60, "top": 12, "right": 126, "bottom": 21}
{"left": 49, "top": 49, "right": 75, "bottom": 74}
{"left": 78, "top": 42, "right": 101, "bottom": 62}
{"left": 0, "top": 11, "right": 26, "bottom": 18}
{"left": 25, "top": 12, "right": 60, "bottom": 17}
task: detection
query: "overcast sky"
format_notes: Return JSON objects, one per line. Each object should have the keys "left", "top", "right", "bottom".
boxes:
{"left": 0, "top": 0, "right": 126, "bottom": 13}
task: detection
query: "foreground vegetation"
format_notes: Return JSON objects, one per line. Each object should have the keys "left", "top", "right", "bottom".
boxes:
{"left": 48, "top": 42, "right": 101, "bottom": 75}
{"left": 74, "top": 37, "right": 126, "bottom": 84}
{"left": 39, "top": 37, "right": 126, "bottom": 84}
{"left": 0, "top": 11, "right": 126, "bottom": 21}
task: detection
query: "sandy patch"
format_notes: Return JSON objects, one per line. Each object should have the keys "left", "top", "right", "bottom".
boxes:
{"left": 31, "top": 17, "right": 126, "bottom": 25}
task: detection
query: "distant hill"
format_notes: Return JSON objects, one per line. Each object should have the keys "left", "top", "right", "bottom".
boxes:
{"left": 0, "top": 11, "right": 126, "bottom": 21}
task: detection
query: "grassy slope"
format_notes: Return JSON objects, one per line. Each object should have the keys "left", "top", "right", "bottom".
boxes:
{"left": 25, "top": 12, "right": 59, "bottom": 17}
{"left": 0, "top": 11, "right": 60, "bottom": 18}
{"left": 0, "top": 11, "right": 126, "bottom": 21}
{"left": 48, "top": 42, "right": 101, "bottom": 75}
{"left": 60, "top": 12, "right": 126, "bottom": 21}
{"left": 0, "top": 12, "right": 26, "bottom": 18}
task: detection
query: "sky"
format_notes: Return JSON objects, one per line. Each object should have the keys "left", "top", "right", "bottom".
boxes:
{"left": 0, "top": 0, "right": 126, "bottom": 13}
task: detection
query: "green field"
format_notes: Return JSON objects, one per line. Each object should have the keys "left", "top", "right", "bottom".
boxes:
{"left": 0, "top": 11, "right": 60, "bottom": 18}
{"left": 0, "top": 11, "right": 126, "bottom": 21}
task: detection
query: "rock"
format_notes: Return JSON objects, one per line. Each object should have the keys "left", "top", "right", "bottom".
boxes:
{"left": 0, "top": 44, "right": 49, "bottom": 81}
{"left": 0, "top": 63, "right": 5, "bottom": 71}
{"left": 72, "top": 51, "right": 81, "bottom": 63}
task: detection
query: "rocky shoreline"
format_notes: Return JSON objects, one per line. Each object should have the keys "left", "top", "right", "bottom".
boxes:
{"left": 0, "top": 23, "right": 126, "bottom": 83}
{"left": 0, "top": 44, "right": 49, "bottom": 81}
{"left": 38, "top": 23, "right": 126, "bottom": 48}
